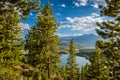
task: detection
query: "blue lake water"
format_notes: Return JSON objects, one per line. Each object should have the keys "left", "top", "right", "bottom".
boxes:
{"left": 60, "top": 54, "right": 90, "bottom": 68}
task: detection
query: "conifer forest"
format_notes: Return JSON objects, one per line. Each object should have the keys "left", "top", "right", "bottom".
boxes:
{"left": 0, "top": 0, "right": 120, "bottom": 80}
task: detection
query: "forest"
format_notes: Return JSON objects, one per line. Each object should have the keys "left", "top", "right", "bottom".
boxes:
{"left": 0, "top": 0, "right": 120, "bottom": 80}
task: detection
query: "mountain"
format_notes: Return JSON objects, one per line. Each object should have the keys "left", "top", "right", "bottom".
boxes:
{"left": 59, "top": 34, "right": 101, "bottom": 49}
{"left": 21, "top": 34, "right": 101, "bottom": 51}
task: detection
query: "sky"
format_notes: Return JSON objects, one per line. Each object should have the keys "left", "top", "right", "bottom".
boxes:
{"left": 20, "top": 0, "right": 106, "bottom": 37}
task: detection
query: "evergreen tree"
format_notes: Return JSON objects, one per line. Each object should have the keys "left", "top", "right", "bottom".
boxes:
{"left": 100, "top": 0, "right": 120, "bottom": 21}
{"left": 25, "top": 27, "right": 40, "bottom": 67}
{"left": 61, "top": 66, "right": 68, "bottom": 80}
{"left": 96, "top": 21, "right": 120, "bottom": 80}
{"left": 0, "top": 0, "right": 40, "bottom": 19}
{"left": 83, "top": 41, "right": 110, "bottom": 80}
{"left": 0, "top": 0, "right": 40, "bottom": 79}
{"left": 0, "top": 9, "right": 24, "bottom": 80}
{"left": 25, "top": 1, "right": 60, "bottom": 79}
{"left": 96, "top": 0, "right": 120, "bottom": 79}
{"left": 80, "top": 64, "right": 89, "bottom": 80}
{"left": 66, "top": 39, "right": 80, "bottom": 80}
{"left": 0, "top": 12, "right": 24, "bottom": 66}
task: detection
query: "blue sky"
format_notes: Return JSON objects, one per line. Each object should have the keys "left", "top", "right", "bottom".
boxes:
{"left": 20, "top": 0, "right": 106, "bottom": 37}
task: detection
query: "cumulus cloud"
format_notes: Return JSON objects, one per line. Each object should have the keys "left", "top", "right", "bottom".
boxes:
{"left": 90, "top": 0, "right": 106, "bottom": 8}
{"left": 73, "top": 2, "right": 80, "bottom": 7}
{"left": 91, "top": 13, "right": 100, "bottom": 17}
{"left": 73, "top": 0, "right": 88, "bottom": 7}
{"left": 90, "top": 0, "right": 105, "bottom": 3}
{"left": 56, "top": 34, "right": 70, "bottom": 37}
{"left": 73, "top": 0, "right": 105, "bottom": 8}
{"left": 56, "top": 33, "right": 83, "bottom": 37}
{"left": 51, "top": 3, "right": 54, "bottom": 6}
{"left": 66, "top": 17, "right": 74, "bottom": 23}
{"left": 91, "top": 3, "right": 99, "bottom": 8}
{"left": 59, "top": 13, "right": 104, "bottom": 31}
{"left": 72, "top": 33, "right": 83, "bottom": 36}
{"left": 61, "top": 4, "right": 66, "bottom": 8}
{"left": 80, "top": 0, "right": 88, "bottom": 6}
{"left": 56, "top": 13, "right": 61, "bottom": 16}
{"left": 30, "top": 13, "right": 33, "bottom": 16}
{"left": 19, "top": 23, "right": 30, "bottom": 30}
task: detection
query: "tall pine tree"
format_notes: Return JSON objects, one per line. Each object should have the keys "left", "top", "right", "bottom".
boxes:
{"left": 83, "top": 41, "right": 110, "bottom": 80}
{"left": 95, "top": 0, "right": 120, "bottom": 79}
{"left": 66, "top": 39, "right": 80, "bottom": 80}
{"left": 0, "top": 0, "right": 40, "bottom": 66}
{"left": 80, "top": 64, "right": 89, "bottom": 80}
{"left": 25, "top": 1, "right": 60, "bottom": 79}
{"left": 0, "top": 0, "right": 40, "bottom": 79}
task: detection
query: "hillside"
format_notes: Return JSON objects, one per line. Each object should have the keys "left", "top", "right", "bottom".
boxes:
{"left": 59, "top": 34, "right": 101, "bottom": 48}
{"left": 58, "top": 34, "right": 101, "bottom": 53}
{"left": 59, "top": 34, "right": 101, "bottom": 49}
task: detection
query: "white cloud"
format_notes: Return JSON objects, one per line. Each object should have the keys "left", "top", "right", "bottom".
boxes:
{"left": 73, "top": 0, "right": 88, "bottom": 7}
{"left": 61, "top": 4, "right": 66, "bottom": 8}
{"left": 56, "top": 33, "right": 83, "bottom": 37}
{"left": 91, "top": 3, "right": 99, "bottom": 8}
{"left": 56, "top": 34, "right": 70, "bottom": 37}
{"left": 19, "top": 23, "right": 30, "bottom": 30}
{"left": 30, "top": 13, "right": 33, "bottom": 16}
{"left": 56, "top": 13, "right": 61, "bottom": 16}
{"left": 73, "top": 34, "right": 83, "bottom": 36}
{"left": 80, "top": 0, "right": 88, "bottom": 6}
{"left": 73, "top": 0, "right": 105, "bottom": 8}
{"left": 59, "top": 13, "right": 104, "bottom": 31}
{"left": 90, "top": 0, "right": 105, "bottom": 3}
{"left": 51, "top": 4, "right": 54, "bottom": 6}
{"left": 73, "top": 2, "right": 80, "bottom": 7}
{"left": 66, "top": 17, "right": 74, "bottom": 23}
{"left": 90, "top": 0, "right": 106, "bottom": 8}
{"left": 91, "top": 13, "right": 99, "bottom": 17}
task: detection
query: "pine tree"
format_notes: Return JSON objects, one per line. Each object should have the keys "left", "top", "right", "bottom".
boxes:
{"left": 0, "top": 11, "right": 24, "bottom": 66}
{"left": 96, "top": 0, "right": 120, "bottom": 79}
{"left": 83, "top": 41, "right": 110, "bottom": 80}
{"left": 96, "top": 19, "right": 120, "bottom": 80}
{"left": 0, "top": 0, "right": 40, "bottom": 19}
{"left": 0, "top": 0, "right": 40, "bottom": 79}
{"left": 100, "top": 0, "right": 120, "bottom": 21}
{"left": 0, "top": 6, "right": 25, "bottom": 80}
{"left": 66, "top": 39, "right": 80, "bottom": 80}
{"left": 25, "top": 1, "right": 60, "bottom": 79}
{"left": 25, "top": 27, "right": 41, "bottom": 67}
{"left": 80, "top": 64, "right": 89, "bottom": 80}
{"left": 0, "top": 0, "right": 40, "bottom": 65}
{"left": 61, "top": 66, "right": 68, "bottom": 80}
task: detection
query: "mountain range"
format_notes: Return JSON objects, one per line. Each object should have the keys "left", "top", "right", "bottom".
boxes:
{"left": 59, "top": 34, "right": 101, "bottom": 50}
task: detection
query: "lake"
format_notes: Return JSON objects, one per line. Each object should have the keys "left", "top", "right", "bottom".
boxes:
{"left": 60, "top": 54, "right": 90, "bottom": 68}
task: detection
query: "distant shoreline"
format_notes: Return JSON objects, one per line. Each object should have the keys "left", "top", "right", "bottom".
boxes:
{"left": 59, "top": 49, "right": 94, "bottom": 60}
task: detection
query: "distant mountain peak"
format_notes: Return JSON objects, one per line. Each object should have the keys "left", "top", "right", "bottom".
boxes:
{"left": 60, "top": 34, "right": 101, "bottom": 48}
